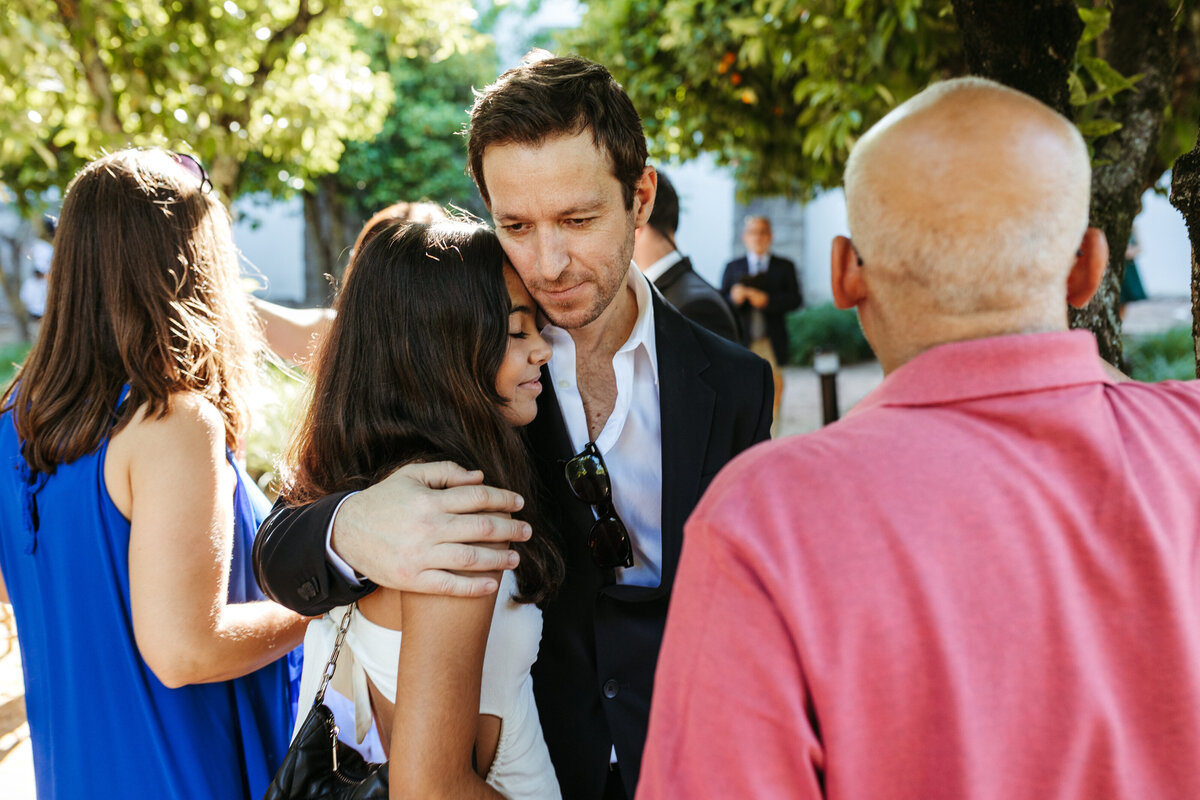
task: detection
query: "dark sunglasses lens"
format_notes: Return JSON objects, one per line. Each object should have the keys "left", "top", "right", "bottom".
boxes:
{"left": 564, "top": 455, "right": 610, "bottom": 504}
{"left": 588, "top": 516, "right": 633, "bottom": 569}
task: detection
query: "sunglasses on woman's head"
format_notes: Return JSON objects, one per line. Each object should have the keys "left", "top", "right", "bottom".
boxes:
{"left": 563, "top": 441, "right": 634, "bottom": 569}
{"left": 168, "top": 151, "right": 213, "bottom": 194}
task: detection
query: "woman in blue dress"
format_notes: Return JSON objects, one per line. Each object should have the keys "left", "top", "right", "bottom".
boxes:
{"left": 0, "top": 149, "right": 307, "bottom": 799}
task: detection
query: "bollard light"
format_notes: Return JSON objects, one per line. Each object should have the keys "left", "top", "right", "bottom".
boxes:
{"left": 813, "top": 350, "right": 840, "bottom": 376}
{"left": 813, "top": 348, "right": 840, "bottom": 425}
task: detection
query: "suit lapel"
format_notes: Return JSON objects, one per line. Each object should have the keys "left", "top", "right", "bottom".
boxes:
{"left": 653, "top": 295, "right": 715, "bottom": 590}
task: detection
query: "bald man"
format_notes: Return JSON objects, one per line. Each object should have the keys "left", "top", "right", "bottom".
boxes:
{"left": 637, "top": 77, "right": 1200, "bottom": 799}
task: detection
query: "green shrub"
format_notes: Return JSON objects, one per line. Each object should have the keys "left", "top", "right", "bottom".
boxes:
{"left": 0, "top": 342, "right": 32, "bottom": 388}
{"left": 244, "top": 361, "right": 311, "bottom": 499}
{"left": 1124, "top": 327, "right": 1196, "bottom": 382}
{"left": 786, "top": 303, "right": 874, "bottom": 366}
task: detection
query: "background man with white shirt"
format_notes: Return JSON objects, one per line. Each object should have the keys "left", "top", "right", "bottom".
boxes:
{"left": 633, "top": 171, "right": 740, "bottom": 342}
{"left": 252, "top": 52, "right": 773, "bottom": 800}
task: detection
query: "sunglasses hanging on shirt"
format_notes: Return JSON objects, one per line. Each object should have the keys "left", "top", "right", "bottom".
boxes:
{"left": 563, "top": 441, "right": 635, "bottom": 569}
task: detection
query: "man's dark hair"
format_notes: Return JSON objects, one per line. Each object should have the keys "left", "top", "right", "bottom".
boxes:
{"left": 467, "top": 52, "right": 648, "bottom": 209}
{"left": 647, "top": 170, "right": 679, "bottom": 241}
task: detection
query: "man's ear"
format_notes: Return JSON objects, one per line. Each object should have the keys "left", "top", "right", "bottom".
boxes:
{"left": 1067, "top": 227, "right": 1109, "bottom": 309}
{"left": 633, "top": 167, "right": 657, "bottom": 228}
{"left": 831, "top": 236, "right": 867, "bottom": 310}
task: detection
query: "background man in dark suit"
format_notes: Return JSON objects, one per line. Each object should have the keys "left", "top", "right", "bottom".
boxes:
{"left": 721, "top": 216, "right": 803, "bottom": 423}
{"left": 633, "top": 171, "right": 740, "bottom": 342}
{"left": 252, "top": 53, "right": 772, "bottom": 800}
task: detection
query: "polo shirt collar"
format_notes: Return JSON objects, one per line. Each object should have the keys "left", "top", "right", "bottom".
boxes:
{"left": 850, "top": 330, "right": 1114, "bottom": 416}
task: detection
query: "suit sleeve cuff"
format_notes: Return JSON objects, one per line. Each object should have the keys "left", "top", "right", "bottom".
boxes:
{"left": 325, "top": 491, "right": 364, "bottom": 586}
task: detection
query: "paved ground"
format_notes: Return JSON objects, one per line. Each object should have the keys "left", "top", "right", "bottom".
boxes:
{"left": 0, "top": 297, "right": 1189, "bottom": 797}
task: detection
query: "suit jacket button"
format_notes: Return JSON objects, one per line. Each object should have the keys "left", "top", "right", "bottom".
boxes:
{"left": 297, "top": 578, "right": 318, "bottom": 602}
{"left": 603, "top": 679, "right": 619, "bottom": 699}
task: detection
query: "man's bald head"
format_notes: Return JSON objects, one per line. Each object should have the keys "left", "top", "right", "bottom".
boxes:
{"left": 843, "top": 77, "right": 1092, "bottom": 318}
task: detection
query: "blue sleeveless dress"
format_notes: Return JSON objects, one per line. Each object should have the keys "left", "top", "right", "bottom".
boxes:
{"left": 0, "top": 401, "right": 300, "bottom": 799}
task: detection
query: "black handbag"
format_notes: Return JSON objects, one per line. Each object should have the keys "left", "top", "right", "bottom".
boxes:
{"left": 263, "top": 604, "right": 390, "bottom": 800}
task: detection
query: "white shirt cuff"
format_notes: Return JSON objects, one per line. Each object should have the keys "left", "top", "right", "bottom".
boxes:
{"left": 325, "top": 491, "right": 362, "bottom": 586}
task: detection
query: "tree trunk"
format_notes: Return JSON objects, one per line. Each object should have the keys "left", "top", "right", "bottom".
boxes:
{"left": 302, "top": 176, "right": 358, "bottom": 306}
{"left": 951, "top": 0, "right": 1082, "bottom": 117}
{"left": 0, "top": 237, "right": 31, "bottom": 343}
{"left": 954, "top": 0, "right": 1176, "bottom": 368}
{"left": 210, "top": 153, "right": 241, "bottom": 204}
{"left": 1170, "top": 142, "right": 1200, "bottom": 377}
{"left": 1072, "top": 0, "right": 1176, "bottom": 368}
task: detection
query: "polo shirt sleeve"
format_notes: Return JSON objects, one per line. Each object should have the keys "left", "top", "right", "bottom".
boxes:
{"left": 636, "top": 511, "right": 825, "bottom": 799}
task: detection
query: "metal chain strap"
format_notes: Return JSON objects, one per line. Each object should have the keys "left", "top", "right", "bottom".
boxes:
{"left": 314, "top": 602, "right": 355, "bottom": 707}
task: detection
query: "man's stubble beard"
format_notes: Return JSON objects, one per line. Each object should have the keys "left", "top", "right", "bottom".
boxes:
{"left": 536, "top": 216, "right": 636, "bottom": 331}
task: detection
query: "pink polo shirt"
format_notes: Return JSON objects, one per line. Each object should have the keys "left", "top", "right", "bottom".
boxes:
{"left": 638, "top": 331, "right": 1200, "bottom": 799}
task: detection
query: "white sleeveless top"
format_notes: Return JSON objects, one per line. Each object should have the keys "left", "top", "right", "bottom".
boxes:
{"left": 295, "top": 570, "right": 561, "bottom": 799}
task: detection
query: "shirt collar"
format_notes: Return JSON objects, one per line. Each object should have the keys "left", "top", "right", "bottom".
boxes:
{"left": 643, "top": 250, "right": 684, "bottom": 283}
{"left": 541, "top": 264, "right": 659, "bottom": 387}
{"left": 849, "top": 330, "right": 1113, "bottom": 417}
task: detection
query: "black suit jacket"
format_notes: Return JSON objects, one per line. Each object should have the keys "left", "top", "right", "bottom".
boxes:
{"left": 720, "top": 254, "right": 803, "bottom": 363}
{"left": 252, "top": 295, "right": 773, "bottom": 799}
{"left": 652, "top": 256, "right": 740, "bottom": 343}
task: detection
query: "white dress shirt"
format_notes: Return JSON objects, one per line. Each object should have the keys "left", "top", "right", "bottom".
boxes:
{"left": 541, "top": 267, "right": 664, "bottom": 588}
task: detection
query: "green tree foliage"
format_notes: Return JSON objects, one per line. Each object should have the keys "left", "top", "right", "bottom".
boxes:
{"left": 563, "top": 0, "right": 1200, "bottom": 203}
{"left": 561, "top": 0, "right": 962, "bottom": 200}
{"left": 332, "top": 37, "right": 496, "bottom": 218}
{"left": 0, "top": 0, "right": 481, "bottom": 212}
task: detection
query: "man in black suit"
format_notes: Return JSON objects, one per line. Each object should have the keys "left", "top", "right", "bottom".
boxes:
{"left": 633, "top": 171, "right": 740, "bottom": 342}
{"left": 252, "top": 53, "right": 772, "bottom": 800}
{"left": 721, "top": 215, "right": 803, "bottom": 423}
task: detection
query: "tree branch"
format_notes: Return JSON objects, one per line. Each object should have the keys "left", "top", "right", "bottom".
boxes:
{"left": 54, "top": 0, "right": 121, "bottom": 134}
{"left": 249, "top": 0, "right": 327, "bottom": 95}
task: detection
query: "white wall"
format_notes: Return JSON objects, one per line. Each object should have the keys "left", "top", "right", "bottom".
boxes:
{"left": 233, "top": 194, "right": 306, "bottom": 303}
{"left": 667, "top": 154, "right": 738, "bottom": 287}
{"left": 802, "top": 189, "right": 848, "bottom": 306}
{"left": 1136, "top": 180, "right": 1191, "bottom": 297}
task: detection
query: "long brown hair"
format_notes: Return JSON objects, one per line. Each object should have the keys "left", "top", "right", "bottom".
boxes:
{"left": 2, "top": 149, "right": 258, "bottom": 474}
{"left": 282, "top": 220, "right": 562, "bottom": 603}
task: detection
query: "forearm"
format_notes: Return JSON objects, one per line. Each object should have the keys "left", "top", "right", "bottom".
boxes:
{"left": 146, "top": 600, "right": 307, "bottom": 688}
{"left": 250, "top": 297, "right": 334, "bottom": 364}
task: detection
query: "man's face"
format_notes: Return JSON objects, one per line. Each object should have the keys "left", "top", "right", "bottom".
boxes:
{"left": 743, "top": 219, "right": 772, "bottom": 257}
{"left": 483, "top": 130, "right": 647, "bottom": 330}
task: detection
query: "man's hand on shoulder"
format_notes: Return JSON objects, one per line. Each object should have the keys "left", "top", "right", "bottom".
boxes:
{"left": 331, "top": 461, "right": 530, "bottom": 598}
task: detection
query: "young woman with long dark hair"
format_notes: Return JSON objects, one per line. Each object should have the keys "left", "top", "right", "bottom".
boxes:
{"left": 0, "top": 148, "right": 306, "bottom": 799}
{"left": 283, "top": 219, "right": 564, "bottom": 798}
